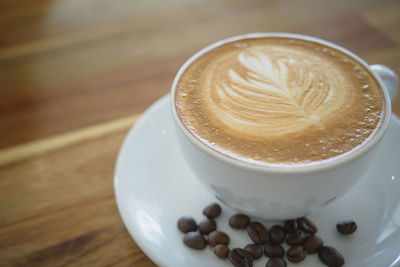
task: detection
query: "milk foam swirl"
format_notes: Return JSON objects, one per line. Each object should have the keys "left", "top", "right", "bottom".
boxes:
{"left": 176, "top": 37, "right": 384, "bottom": 165}
{"left": 204, "top": 46, "right": 350, "bottom": 136}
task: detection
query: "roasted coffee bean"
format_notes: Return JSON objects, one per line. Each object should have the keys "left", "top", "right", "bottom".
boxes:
{"left": 284, "top": 219, "right": 298, "bottom": 233}
{"left": 336, "top": 220, "right": 357, "bottom": 235}
{"left": 183, "top": 231, "right": 206, "bottom": 249}
{"left": 198, "top": 218, "right": 216, "bottom": 234}
{"left": 229, "top": 248, "right": 253, "bottom": 267}
{"left": 244, "top": 244, "right": 262, "bottom": 259}
{"left": 297, "top": 217, "right": 318, "bottom": 234}
{"left": 266, "top": 257, "right": 287, "bottom": 267}
{"left": 203, "top": 203, "right": 221, "bottom": 218}
{"left": 247, "top": 222, "right": 269, "bottom": 244}
{"left": 303, "top": 235, "right": 323, "bottom": 254}
{"left": 177, "top": 216, "right": 197, "bottom": 233}
{"left": 229, "top": 214, "right": 250, "bottom": 229}
{"left": 208, "top": 231, "right": 230, "bottom": 246}
{"left": 269, "top": 225, "right": 286, "bottom": 244}
{"left": 318, "top": 246, "right": 344, "bottom": 267}
{"left": 213, "top": 244, "right": 230, "bottom": 259}
{"left": 287, "top": 245, "right": 307, "bottom": 263}
{"left": 286, "top": 230, "right": 306, "bottom": 246}
{"left": 264, "top": 243, "right": 284, "bottom": 258}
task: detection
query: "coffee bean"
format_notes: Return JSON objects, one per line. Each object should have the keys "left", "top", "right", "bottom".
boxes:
{"left": 266, "top": 257, "right": 287, "bottom": 267}
{"left": 244, "top": 244, "right": 262, "bottom": 259}
{"left": 284, "top": 219, "right": 298, "bottom": 233}
{"left": 203, "top": 203, "right": 221, "bottom": 218}
{"left": 229, "top": 214, "right": 250, "bottom": 229}
{"left": 213, "top": 244, "right": 230, "bottom": 259}
{"left": 208, "top": 230, "right": 230, "bottom": 246}
{"left": 183, "top": 231, "right": 206, "bottom": 249}
{"left": 318, "top": 246, "right": 344, "bottom": 267}
{"left": 297, "top": 217, "right": 318, "bottom": 234}
{"left": 229, "top": 248, "right": 253, "bottom": 267}
{"left": 269, "top": 225, "right": 286, "bottom": 244}
{"left": 264, "top": 243, "right": 284, "bottom": 258}
{"left": 247, "top": 222, "right": 269, "bottom": 244}
{"left": 303, "top": 235, "right": 323, "bottom": 254}
{"left": 198, "top": 218, "right": 216, "bottom": 234}
{"left": 336, "top": 220, "right": 357, "bottom": 235}
{"left": 287, "top": 245, "right": 307, "bottom": 263}
{"left": 177, "top": 216, "right": 197, "bottom": 233}
{"left": 286, "top": 230, "right": 306, "bottom": 246}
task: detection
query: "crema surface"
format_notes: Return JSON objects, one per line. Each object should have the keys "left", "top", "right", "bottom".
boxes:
{"left": 175, "top": 37, "right": 385, "bottom": 166}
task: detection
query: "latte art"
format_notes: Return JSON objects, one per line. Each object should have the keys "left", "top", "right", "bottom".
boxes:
{"left": 206, "top": 46, "right": 348, "bottom": 136}
{"left": 175, "top": 37, "right": 385, "bottom": 166}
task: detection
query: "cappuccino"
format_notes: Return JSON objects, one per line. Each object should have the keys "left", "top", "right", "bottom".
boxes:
{"left": 175, "top": 37, "right": 385, "bottom": 166}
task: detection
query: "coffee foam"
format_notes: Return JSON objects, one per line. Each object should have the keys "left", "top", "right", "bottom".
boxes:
{"left": 175, "top": 37, "right": 385, "bottom": 166}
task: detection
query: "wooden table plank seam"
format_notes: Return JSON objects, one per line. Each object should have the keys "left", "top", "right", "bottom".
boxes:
{"left": 0, "top": 113, "right": 142, "bottom": 167}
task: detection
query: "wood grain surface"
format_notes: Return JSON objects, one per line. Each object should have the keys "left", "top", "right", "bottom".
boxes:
{"left": 0, "top": 0, "right": 399, "bottom": 265}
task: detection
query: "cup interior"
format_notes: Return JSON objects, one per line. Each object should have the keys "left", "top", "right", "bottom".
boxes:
{"left": 170, "top": 33, "right": 392, "bottom": 174}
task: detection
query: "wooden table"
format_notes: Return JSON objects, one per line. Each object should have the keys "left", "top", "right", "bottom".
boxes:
{"left": 1, "top": 0, "right": 399, "bottom": 265}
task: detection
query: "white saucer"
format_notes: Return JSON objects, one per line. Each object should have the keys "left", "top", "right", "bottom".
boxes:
{"left": 114, "top": 94, "right": 400, "bottom": 267}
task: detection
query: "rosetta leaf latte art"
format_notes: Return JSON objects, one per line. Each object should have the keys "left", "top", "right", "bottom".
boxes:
{"left": 176, "top": 38, "right": 384, "bottom": 165}
{"left": 206, "top": 46, "right": 350, "bottom": 136}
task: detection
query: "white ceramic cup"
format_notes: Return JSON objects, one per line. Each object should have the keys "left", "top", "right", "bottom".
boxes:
{"left": 170, "top": 33, "right": 399, "bottom": 220}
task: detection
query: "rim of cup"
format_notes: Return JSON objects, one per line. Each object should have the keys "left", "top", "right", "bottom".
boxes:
{"left": 170, "top": 32, "right": 392, "bottom": 174}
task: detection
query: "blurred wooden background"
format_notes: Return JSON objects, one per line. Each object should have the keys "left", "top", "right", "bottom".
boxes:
{"left": 0, "top": 0, "right": 399, "bottom": 265}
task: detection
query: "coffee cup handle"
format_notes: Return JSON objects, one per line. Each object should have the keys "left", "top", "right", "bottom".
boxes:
{"left": 370, "top": 64, "right": 399, "bottom": 103}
